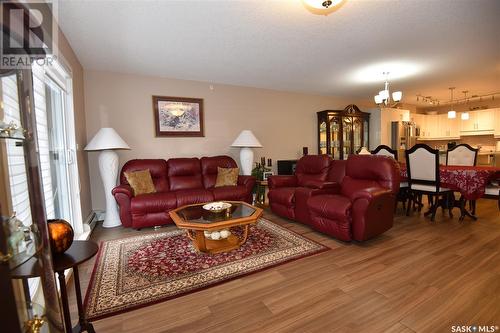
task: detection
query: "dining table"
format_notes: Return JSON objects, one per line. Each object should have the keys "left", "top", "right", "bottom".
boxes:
{"left": 399, "top": 163, "right": 500, "bottom": 220}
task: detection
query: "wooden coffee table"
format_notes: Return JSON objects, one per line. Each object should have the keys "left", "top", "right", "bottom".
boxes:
{"left": 169, "top": 201, "right": 263, "bottom": 254}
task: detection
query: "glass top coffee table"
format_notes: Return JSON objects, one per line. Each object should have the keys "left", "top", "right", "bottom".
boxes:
{"left": 169, "top": 201, "right": 263, "bottom": 254}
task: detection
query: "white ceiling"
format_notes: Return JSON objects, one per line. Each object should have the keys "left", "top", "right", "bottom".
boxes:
{"left": 58, "top": 0, "right": 500, "bottom": 104}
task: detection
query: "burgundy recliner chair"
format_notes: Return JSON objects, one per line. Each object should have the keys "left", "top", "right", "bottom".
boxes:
{"left": 268, "top": 155, "right": 341, "bottom": 224}
{"left": 307, "top": 155, "right": 400, "bottom": 241}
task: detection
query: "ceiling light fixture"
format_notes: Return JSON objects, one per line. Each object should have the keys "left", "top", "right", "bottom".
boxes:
{"left": 461, "top": 90, "right": 469, "bottom": 120}
{"left": 302, "top": 0, "right": 345, "bottom": 15}
{"left": 374, "top": 72, "right": 402, "bottom": 107}
{"left": 447, "top": 87, "right": 456, "bottom": 119}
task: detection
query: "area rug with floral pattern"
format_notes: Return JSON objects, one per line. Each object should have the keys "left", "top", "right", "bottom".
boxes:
{"left": 84, "top": 218, "right": 328, "bottom": 321}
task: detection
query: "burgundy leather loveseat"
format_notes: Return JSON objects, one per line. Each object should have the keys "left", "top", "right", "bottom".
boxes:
{"left": 268, "top": 155, "right": 346, "bottom": 225}
{"left": 112, "top": 155, "right": 255, "bottom": 229}
{"left": 268, "top": 154, "right": 400, "bottom": 241}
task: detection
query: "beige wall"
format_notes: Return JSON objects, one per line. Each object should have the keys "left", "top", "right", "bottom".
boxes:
{"left": 56, "top": 30, "right": 92, "bottom": 220}
{"left": 84, "top": 70, "right": 367, "bottom": 210}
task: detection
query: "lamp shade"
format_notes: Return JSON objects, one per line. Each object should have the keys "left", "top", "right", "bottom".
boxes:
{"left": 231, "top": 130, "right": 262, "bottom": 148}
{"left": 392, "top": 91, "right": 402, "bottom": 102}
{"left": 447, "top": 110, "right": 456, "bottom": 119}
{"left": 374, "top": 95, "right": 383, "bottom": 104}
{"left": 461, "top": 112, "right": 470, "bottom": 120}
{"left": 84, "top": 128, "right": 130, "bottom": 151}
{"left": 379, "top": 90, "right": 389, "bottom": 100}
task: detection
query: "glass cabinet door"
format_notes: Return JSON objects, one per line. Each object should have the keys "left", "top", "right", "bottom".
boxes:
{"left": 353, "top": 117, "right": 363, "bottom": 154}
{"left": 319, "top": 120, "right": 327, "bottom": 154}
{"left": 363, "top": 118, "right": 369, "bottom": 148}
{"left": 1, "top": 70, "right": 64, "bottom": 333}
{"left": 329, "top": 116, "right": 341, "bottom": 160}
{"left": 342, "top": 117, "right": 352, "bottom": 159}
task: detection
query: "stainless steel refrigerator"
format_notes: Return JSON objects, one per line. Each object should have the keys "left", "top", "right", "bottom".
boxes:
{"left": 391, "top": 121, "right": 417, "bottom": 151}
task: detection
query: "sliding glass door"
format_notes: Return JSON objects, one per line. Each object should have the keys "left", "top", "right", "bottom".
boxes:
{"left": 32, "top": 62, "right": 83, "bottom": 235}
{"left": 45, "top": 78, "right": 72, "bottom": 223}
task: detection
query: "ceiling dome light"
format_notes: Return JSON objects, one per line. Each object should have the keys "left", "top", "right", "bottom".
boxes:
{"left": 302, "top": 0, "right": 345, "bottom": 15}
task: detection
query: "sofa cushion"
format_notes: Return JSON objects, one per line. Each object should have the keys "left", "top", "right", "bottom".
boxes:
{"left": 307, "top": 194, "right": 352, "bottom": 241}
{"left": 295, "top": 155, "right": 332, "bottom": 186}
{"left": 215, "top": 167, "right": 239, "bottom": 187}
{"left": 175, "top": 189, "right": 214, "bottom": 207}
{"left": 308, "top": 194, "right": 351, "bottom": 221}
{"left": 200, "top": 155, "right": 238, "bottom": 188}
{"left": 268, "top": 187, "right": 296, "bottom": 206}
{"left": 130, "top": 192, "right": 177, "bottom": 213}
{"left": 328, "top": 160, "right": 347, "bottom": 184}
{"left": 120, "top": 159, "right": 169, "bottom": 192}
{"left": 168, "top": 158, "right": 203, "bottom": 191}
{"left": 211, "top": 185, "right": 248, "bottom": 201}
{"left": 345, "top": 155, "right": 400, "bottom": 194}
{"left": 124, "top": 169, "right": 156, "bottom": 196}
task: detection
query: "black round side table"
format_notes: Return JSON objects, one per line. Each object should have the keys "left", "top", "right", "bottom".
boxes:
{"left": 12, "top": 240, "right": 99, "bottom": 333}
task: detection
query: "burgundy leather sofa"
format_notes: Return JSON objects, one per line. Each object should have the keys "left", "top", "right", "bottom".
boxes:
{"left": 308, "top": 155, "right": 400, "bottom": 241}
{"left": 112, "top": 155, "right": 255, "bottom": 229}
{"left": 268, "top": 154, "right": 399, "bottom": 242}
{"left": 268, "top": 155, "right": 346, "bottom": 225}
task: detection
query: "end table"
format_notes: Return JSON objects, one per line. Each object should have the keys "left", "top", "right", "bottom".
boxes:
{"left": 12, "top": 240, "right": 99, "bottom": 333}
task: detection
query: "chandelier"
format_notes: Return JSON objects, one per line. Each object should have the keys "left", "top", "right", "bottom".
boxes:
{"left": 302, "top": 0, "right": 345, "bottom": 15}
{"left": 374, "top": 72, "right": 402, "bottom": 106}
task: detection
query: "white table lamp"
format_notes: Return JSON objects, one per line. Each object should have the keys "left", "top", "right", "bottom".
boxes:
{"left": 85, "top": 128, "right": 130, "bottom": 228}
{"left": 231, "top": 130, "right": 262, "bottom": 175}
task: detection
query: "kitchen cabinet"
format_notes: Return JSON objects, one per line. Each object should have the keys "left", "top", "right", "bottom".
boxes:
{"left": 416, "top": 113, "right": 459, "bottom": 140}
{"left": 460, "top": 109, "right": 495, "bottom": 135}
{"left": 494, "top": 108, "right": 500, "bottom": 138}
{"left": 438, "top": 114, "right": 460, "bottom": 138}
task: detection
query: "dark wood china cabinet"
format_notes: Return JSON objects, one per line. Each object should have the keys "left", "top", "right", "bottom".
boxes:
{"left": 317, "top": 104, "right": 370, "bottom": 160}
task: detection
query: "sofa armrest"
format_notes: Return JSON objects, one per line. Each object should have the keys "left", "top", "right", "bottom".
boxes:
{"left": 237, "top": 175, "right": 255, "bottom": 187}
{"left": 350, "top": 187, "right": 392, "bottom": 202}
{"left": 268, "top": 175, "right": 297, "bottom": 189}
{"left": 112, "top": 184, "right": 133, "bottom": 227}
{"left": 302, "top": 180, "right": 339, "bottom": 190}
{"left": 112, "top": 184, "right": 134, "bottom": 198}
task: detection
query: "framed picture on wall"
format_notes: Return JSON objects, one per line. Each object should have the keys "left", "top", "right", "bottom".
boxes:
{"left": 263, "top": 171, "right": 274, "bottom": 180}
{"left": 153, "top": 96, "right": 204, "bottom": 137}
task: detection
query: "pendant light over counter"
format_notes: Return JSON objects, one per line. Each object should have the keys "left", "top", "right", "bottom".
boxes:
{"left": 447, "top": 87, "right": 456, "bottom": 119}
{"left": 461, "top": 91, "right": 470, "bottom": 120}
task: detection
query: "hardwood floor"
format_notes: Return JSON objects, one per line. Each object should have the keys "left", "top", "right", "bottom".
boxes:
{"left": 66, "top": 199, "right": 500, "bottom": 333}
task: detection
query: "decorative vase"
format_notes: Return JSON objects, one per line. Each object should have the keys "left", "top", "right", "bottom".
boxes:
{"left": 47, "top": 219, "right": 74, "bottom": 254}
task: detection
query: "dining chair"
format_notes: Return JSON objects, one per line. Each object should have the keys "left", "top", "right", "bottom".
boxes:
{"left": 447, "top": 144, "right": 480, "bottom": 215}
{"left": 371, "top": 145, "right": 409, "bottom": 211}
{"left": 405, "top": 144, "right": 453, "bottom": 221}
{"left": 446, "top": 143, "right": 478, "bottom": 166}
{"left": 371, "top": 145, "right": 398, "bottom": 160}
{"left": 472, "top": 182, "right": 500, "bottom": 214}
{"left": 484, "top": 183, "right": 500, "bottom": 210}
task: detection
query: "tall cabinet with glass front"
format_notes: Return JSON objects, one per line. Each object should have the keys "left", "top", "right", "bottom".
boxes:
{"left": 317, "top": 105, "right": 370, "bottom": 160}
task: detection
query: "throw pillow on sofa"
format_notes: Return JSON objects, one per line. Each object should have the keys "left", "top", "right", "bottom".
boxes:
{"left": 215, "top": 167, "right": 239, "bottom": 187}
{"left": 124, "top": 169, "right": 156, "bottom": 196}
